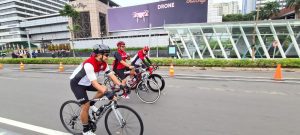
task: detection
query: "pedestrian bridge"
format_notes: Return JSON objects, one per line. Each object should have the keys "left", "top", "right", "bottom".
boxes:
{"left": 165, "top": 19, "right": 300, "bottom": 59}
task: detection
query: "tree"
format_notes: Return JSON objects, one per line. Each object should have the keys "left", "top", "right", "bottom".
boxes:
{"left": 59, "top": 4, "right": 80, "bottom": 57}
{"left": 222, "top": 14, "right": 244, "bottom": 22}
{"left": 286, "top": 0, "right": 300, "bottom": 19}
{"left": 259, "top": 1, "right": 280, "bottom": 20}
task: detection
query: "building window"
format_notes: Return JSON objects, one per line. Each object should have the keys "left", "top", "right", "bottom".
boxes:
{"left": 99, "top": 13, "right": 107, "bottom": 36}
{"left": 74, "top": 12, "right": 91, "bottom": 38}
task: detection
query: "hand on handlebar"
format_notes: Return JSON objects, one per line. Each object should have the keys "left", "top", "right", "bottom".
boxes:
{"left": 129, "top": 66, "right": 134, "bottom": 69}
{"left": 104, "top": 91, "right": 116, "bottom": 101}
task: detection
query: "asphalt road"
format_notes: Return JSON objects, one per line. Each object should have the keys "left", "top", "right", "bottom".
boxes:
{"left": 0, "top": 69, "right": 300, "bottom": 135}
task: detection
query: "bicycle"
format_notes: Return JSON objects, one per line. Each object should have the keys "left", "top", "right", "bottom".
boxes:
{"left": 59, "top": 89, "right": 144, "bottom": 135}
{"left": 104, "top": 66, "right": 161, "bottom": 104}
{"left": 145, "top": 64, "right": 165, "bottom": 91}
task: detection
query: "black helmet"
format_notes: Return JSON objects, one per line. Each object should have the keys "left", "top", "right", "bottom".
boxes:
{"left": 93, "top": 44, "right": 110, "bottom": 54}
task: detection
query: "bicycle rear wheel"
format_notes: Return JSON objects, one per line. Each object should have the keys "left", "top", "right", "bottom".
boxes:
{"left": 104, "top": 105, "right": 144, "bottom": 135}
{"left": 59, "top": 100, "right": 82, "bottom": 135}
{"left": 136, "top": 79, "right": 161, "bottom": 104}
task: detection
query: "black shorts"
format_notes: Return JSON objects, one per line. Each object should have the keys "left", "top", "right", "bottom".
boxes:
{"left": 114, "top": 67, "right": 130, "bottom": 80}
{"left": 70, "top": 79, "right": 98, "bottom": 105}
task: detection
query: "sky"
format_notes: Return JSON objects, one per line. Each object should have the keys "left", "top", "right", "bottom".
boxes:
{"left": 112, "top": 0, "right": 243, "bottom": 9}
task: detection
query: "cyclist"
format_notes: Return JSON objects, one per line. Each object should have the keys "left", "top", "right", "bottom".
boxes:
{"left": 131, "top": 45, "right": 153, "bottom": 71}
{"left": 112, "top": 41, "right": 134, "bottom": 98}
{"left": 70, "top": 44, "right": 124, "bottom": 135}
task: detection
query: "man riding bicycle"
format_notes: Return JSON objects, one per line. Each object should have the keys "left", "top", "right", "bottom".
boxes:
{"left": 131, "top": 45, "right": 153, "bottom": 72}
{"left": 69, "top": 44, "right": 125, "bottom": 135}
{"left": 112, "top": 41, "right": 135, "bottom": 98}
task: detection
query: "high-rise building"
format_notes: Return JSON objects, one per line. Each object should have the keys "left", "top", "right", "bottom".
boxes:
{"left": 242, "top": 0, "right": 257, "bottom": 14}
{"left": 208, "top": 0, "right": 222, "bottom": 22}
{"left": 0, "top": 0, "right": 67, "bottom": 44}
{"left": 213, "top": 1, "right": 240, "bottom": 16}
{"left": 256, "top": 0, "right": 286, "bottom": 9}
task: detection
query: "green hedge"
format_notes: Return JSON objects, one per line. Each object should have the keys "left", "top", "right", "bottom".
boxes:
{"left": 1, "top": 58, "right": 300, "bottom": 68}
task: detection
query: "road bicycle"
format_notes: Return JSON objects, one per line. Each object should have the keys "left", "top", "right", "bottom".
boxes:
{"left": 145, "top": 64, "right": 165, "bottom": 91}
{"left": 60, "top": 90, "right": 144, "bottom": 135}
{"left": 104, "top": 66, "right": 161, "bottom": 104}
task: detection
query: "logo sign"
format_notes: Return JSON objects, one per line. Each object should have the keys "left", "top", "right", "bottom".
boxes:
{"left": 132, "top": 10, "right": 149, "bottom": 23}
{"left": 157, "top": 2, "right": 175, "bottom": 10}
{"left": 186, "top": 0, "right": 207, "bottom": 4}
{"left": 71, "top": 3, "right": 87, "bottom": 9}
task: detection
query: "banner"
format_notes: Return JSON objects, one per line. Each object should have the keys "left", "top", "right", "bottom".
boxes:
{"left": 108, "top": 0, "right": 208, "bottom": 32}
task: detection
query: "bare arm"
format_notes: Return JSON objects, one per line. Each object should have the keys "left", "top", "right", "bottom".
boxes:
{"left": 91, "top": 80, "right": 106, "bottom": 93}
{"left": 120, "top": 60, "right": 132, "bottom": 68}
{"left": 108, "top": 73, "right": 122, "bottom": 86}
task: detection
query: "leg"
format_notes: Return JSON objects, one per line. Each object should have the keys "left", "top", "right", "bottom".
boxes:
{"left": 80, "top": 102, "right": 90, "bottom": 126}
{"left": 114, "top": 68, "right": 126, "bottom": 86}
{"left": 70, "top": 80, "right": 91, "bottom": 133}
{"left": 88, "top": 84, "right": 107, "bottom": 100}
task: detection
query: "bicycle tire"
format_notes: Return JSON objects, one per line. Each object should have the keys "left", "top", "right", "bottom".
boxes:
{"left": 136, "top": 79, "right": 161, "bottom": 104}
{"left": 59, "top": 100, "right": 82, "bottom": 135}
{"left": 104, "top": 105, "right": 144, "bottom": 135}
{"left": 148, "top": 74, "right": 165, "bottom": 91}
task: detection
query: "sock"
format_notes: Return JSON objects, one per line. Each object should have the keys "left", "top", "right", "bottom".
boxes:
{"left": 90, "top": 101, "right": 95, "bottom": 106}
{"left": 83, "top": 124, "right": 90, "bottom": 132}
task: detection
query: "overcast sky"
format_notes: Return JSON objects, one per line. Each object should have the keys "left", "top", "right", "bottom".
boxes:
{"left": 112, "top": 0, "right": 243, "bottom": 9}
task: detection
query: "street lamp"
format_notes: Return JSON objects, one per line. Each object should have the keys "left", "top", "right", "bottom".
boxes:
{"left": 252, "top": 4, "right": 261, "bottom": 60}
{"left": 41, "top": 37, "right": 45, "bottom": 53}
{"left": 25, "top": 29, "right": 32, "bottom": 58}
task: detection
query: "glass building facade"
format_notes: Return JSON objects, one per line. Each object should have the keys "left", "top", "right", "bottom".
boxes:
{"left": 165, "top": 20, "right": 300, "bottom": 59}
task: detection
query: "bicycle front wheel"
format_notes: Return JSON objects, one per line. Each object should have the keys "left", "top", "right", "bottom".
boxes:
{"left": 148, "top": 74, "right": 165, "bottom": 91}
{"left": 104, "top": 105, "right": 144, "bottom": 135}
{"left": 136, "top": 79, "right": 161, "bottom": 104}
{"left": 59, "top": 100, "right": 82, "bottom": 135}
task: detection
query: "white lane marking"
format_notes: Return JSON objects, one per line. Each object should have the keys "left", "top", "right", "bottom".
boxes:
{"left": 197, "top": 87, "right": 288, "bottom": 96}
{"left": 0, "top": 117, "right": 71, "bottom": 135}
{"left": 0, "top": 76, "right": 17, "bottom": 80}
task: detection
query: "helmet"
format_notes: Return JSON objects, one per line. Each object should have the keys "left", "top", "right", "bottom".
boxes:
{"left": 143, "top": 46, "right": 149, "bottom": 51}
{"left": 93, "top": 44, "right": 110, "bottom": 54}
{"left": 117, "top": 41, "right": 125, "bottom": 47}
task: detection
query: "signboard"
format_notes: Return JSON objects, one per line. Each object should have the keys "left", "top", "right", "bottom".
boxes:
{"left": 168, "top": 45, "right": 177, "bottom": 57}
{"left": 108, "top": 0, "right": 208, "bottom": 32}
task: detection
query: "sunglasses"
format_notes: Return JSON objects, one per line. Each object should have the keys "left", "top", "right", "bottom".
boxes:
{"left": 120, "top": 46, "right": 126, "bottom": 48}
{"left": 103, "top": 53, "right": 109, "bottom": 57}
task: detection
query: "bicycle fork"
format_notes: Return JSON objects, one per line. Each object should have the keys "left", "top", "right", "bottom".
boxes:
{"left": 112, "top": 104, "right": 126, "bottom": 128}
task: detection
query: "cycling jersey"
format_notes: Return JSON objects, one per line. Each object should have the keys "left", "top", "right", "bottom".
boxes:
{"left": 131, "top": 49, "right": 151, "bottom": 67}
{"left": 70, "top": 55, "right": 112, "bottom": 86}
{"left": 112, "top": 49, "right": 128, "bottom": 70}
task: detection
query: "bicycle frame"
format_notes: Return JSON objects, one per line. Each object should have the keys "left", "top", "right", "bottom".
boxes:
{"left": 90, "top": 97, "right": 126, "bottom": 128}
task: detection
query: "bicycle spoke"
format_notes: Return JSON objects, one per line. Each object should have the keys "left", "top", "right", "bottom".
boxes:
{"left": 105, "top": 105, "right": 143, "bottom": 135}
{"left": 60, "top": 100, "right": 82, "bottom": 134}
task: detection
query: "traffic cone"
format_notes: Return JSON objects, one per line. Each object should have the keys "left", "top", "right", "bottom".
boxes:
{"left": 20, "top": 62, "right": 24, "bottom": 71}
{"left": 169, "top": 63, "right": 174, "bottom": 77}
{"left": 0, "top": 63, "right": 3, "bottom": 69}
{"left": 59, "top": 62, "right": 64, "bottom": 72}
{"left": 274, "top": 64, "right": 282, "bottom": 80}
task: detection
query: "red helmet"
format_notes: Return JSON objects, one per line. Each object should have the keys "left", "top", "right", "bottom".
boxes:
{"left": 143, "top": 46, "right": 149, "bottom": 51}
{"left": 117, "top": 41, "right": 125, "bottom": 47}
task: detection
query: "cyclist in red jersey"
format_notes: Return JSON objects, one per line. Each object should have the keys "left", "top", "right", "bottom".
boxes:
{"left": 70, "top": 44, "right": 125, "bottom": 135}
{"left": 112, "top": 41, "right": 134, "bottom": 98}
{"left": 131, "top": 46, "right": 153, "bottom": 70}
